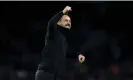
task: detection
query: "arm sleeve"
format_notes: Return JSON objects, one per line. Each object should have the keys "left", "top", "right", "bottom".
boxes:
{"left": 45, "top": 11, "right": 64, "bottom": 43}
{"left": 48, "top": 11, "right": 64, "bottom": 28}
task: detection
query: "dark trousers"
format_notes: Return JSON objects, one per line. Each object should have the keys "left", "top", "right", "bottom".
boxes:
{"left": 35, "top": 70, "right": 55, "bottom": 80}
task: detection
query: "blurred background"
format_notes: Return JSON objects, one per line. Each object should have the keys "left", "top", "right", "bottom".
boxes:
{"left": 0, "top": 1, "right": 132, "bottom": 80}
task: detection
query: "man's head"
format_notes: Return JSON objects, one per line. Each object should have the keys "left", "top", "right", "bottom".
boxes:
{"left": 57, "top": 15, "right": 71, "bottom": 29}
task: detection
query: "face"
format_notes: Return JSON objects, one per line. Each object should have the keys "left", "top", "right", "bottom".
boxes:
{"left": 59, "top": 15, "right": 71, "bottom": 29}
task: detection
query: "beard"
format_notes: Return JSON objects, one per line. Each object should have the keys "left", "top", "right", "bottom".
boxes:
{"left": 59, "top": 24, "right": 71, "bottom": 29}
{"left": 64, "top": 24, "right": 71, "bottom": 29}
{"left": 65, "top": 26, "right": 70, "bottom": 29}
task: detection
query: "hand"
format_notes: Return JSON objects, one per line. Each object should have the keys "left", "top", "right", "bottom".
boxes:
{"left": 62, "top": 6, "right": 72, "bottom": 14}
{"left": 78, "top": 54, "right": 85, "bottom": 63}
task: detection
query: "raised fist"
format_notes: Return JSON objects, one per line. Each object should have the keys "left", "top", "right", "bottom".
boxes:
{"left": 78, "top": 54, "right": 85, "bottom": 63}
{"left": 62, "top": 6, "right": 72, "bottom": 14}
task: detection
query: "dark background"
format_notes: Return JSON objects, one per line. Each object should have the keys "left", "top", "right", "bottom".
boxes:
{"left": 0, "top": 1, "right": 132, "bottom": 80}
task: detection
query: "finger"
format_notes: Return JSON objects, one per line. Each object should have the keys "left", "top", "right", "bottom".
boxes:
{"left": 81, "top": 58, "right": 85, "bottom": 62}
{"left": 79, "top": 58, "right": 82, "bottom": 62}
{"left": 69, "top": 7, "right": 72, "bottom": 10}
{"left": 79, "top": 59, "right": 84, "bottom": 63}
{"left": 66, "top": 7, "right": 71, "bottom": 11}
{"left": 83, "top": 58, "right": 85, "bottom": 60}
{"left": 69, "top": 8, "right": 72, "bottom": 11}
{"left": 80, "top": 58, "right": 83, "bottom": 61}
{"left": 81, "top": 59, "right": 84, "bottom": 62}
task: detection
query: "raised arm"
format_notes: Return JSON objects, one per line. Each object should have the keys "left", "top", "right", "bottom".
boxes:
{"left": 48, "top": 6, "right": 72, "bottom": 27}
{"left": 48, "top": 11, "right": 64, "bottom": 26}
{"left": 45, "top": 6, "right": 72, "bottom": 44}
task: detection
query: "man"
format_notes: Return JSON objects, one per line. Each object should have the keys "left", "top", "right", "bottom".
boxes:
{"left": 35, "top": 6, "right": 85, "bottom": 80}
